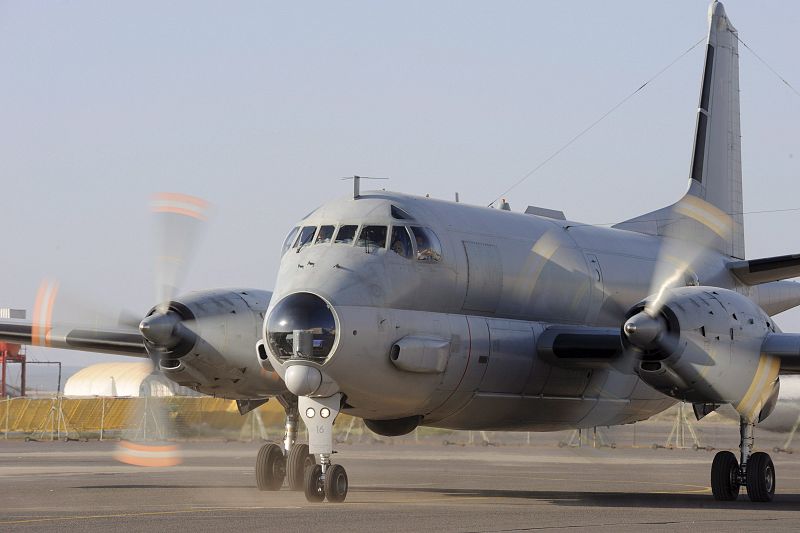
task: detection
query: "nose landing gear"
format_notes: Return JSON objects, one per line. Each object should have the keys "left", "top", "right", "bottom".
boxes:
{"left": 298, "top": 393, "right": 348, "bottom": 503}
{"left": 711, "top": 418, "right": 776, "bottom": 502}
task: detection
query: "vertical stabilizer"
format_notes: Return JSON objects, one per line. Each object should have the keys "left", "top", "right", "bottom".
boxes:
{"left": 686, "top": 1, "right": 744, "bottom": 258}
{"left": 615, "top": 2, "right": 744, "bottom": 259}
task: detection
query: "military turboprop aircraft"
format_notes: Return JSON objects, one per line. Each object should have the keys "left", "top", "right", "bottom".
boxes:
{"left": 2, "top": 1, "right": 800, "bottom": 504}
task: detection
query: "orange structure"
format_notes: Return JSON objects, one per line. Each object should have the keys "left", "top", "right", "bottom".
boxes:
{"left": 0, "top": 342, "right": 26, "bottom": 397}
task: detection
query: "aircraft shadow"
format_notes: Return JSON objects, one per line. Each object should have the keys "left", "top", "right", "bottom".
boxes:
{"left": 357, "top": 486, "right": 800, "bottom": 510}
{"left": 74, "top": 484, "right": 800, "bottom": 509}
{"left": 75, "top": 484, "right": 251, "bottom": 490}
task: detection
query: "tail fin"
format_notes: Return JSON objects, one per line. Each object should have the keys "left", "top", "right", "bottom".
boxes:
{"left": 615, "top": 2, "right": 744, "bottom": 259}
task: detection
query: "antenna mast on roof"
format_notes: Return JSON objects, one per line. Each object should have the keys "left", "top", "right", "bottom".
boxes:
{"left": 340, "top": 175, "right": 388, "bottom": 199}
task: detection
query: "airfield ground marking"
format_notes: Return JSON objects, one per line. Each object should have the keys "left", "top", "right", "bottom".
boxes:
{"left": 0, "top": 505, "right": 302, "bottom": 526}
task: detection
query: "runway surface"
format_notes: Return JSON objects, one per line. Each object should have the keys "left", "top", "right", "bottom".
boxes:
{"left": 1, "top": 424, "right": 800, "bottom": 532}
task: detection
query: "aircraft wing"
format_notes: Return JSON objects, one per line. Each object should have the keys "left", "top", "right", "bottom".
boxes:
{"left": 762, "top": 333, "right": 800, "bottom": 374}
{"left": 728, "top": 254, "right": 800, "bottom": 285}
{"left": 536, "top": 326, "right": 623, "bottom": 369}
{"left": 0, "top": 320, "right": 147, "bottom": 357}
{"left": 538, "top": 326, "right": 800, "bottom": 376}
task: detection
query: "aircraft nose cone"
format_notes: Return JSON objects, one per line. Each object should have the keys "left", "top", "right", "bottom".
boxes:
{"left": 284, "top": 364, "right": 322, "bottom": 396}
{"left": 623, "top": 312, "right": 664, "bottom": 348}
{"left": 139, "top": 311, "right": 180, "bottom": 347}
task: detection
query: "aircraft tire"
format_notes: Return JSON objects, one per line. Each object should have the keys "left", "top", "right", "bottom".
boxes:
{"left": 255, "top": 442, "right": 285, "bottom": 491}
{"left": 287, "top": 443, "right": 315, "bottom": 491}
{"left": 746, "top": 452, "right": 775, "bottom": 502}
{"left": 711, "top": 450, "right": 739, "bottom": 501}
{"left": 324, "top": 464, "right": 348, "bottom": 503}
{"left": 304, "top": 464, "right": 325, "bottom": 502}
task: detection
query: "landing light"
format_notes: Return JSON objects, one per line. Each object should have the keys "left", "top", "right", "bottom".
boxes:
{"left": 320, "top": 407, "right": 331, "bottom": 418}
{"left": 306, "top": 407, "right": 316, "bottom": 418}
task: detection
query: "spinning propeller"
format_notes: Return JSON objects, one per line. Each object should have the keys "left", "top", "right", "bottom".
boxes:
{"left": 138, "top": 193, "right": 209, "bottom": 364}
{"left": 30, "top": 193, "right": 210, "bottom": 464}
{"left": 622, "top": 193, "right": 735, "bottom": 353}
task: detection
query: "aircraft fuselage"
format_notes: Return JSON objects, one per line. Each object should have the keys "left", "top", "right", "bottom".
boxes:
{"left": 265, "top": 191, "right": 739, "bottom": 430}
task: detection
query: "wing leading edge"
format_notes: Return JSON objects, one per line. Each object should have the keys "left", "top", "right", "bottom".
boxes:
{"left": 0, "top": 321, "right": 147, "bottom": 357}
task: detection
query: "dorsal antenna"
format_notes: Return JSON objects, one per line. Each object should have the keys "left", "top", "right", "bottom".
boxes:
{"left": 340, "top": 175, "right": 388, "bottom": 199}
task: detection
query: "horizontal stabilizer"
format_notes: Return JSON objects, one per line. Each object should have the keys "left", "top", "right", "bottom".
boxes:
{"left": 728, "top": 254, "right": 800, "bottom": 285}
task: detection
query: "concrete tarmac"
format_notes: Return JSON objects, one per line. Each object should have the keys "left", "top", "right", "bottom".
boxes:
{"left": 1, "top": 425, "right": 800, "bottom": 532}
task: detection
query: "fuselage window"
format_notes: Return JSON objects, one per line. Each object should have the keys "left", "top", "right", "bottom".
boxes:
{"left": 389, "top": 226, "right": 413, "bottom": 259}
{"left": 334, "top": 225, "right": 358, "bottom": 244}
{"left": 356, "top": 225, "right": 387, "bottom": 250}
{"left": 315, "top": 225, "right": 335, "bottom": 244}
{"left": 296, "top": 226, "right": 316, "bottom": 249}
{"left": 281, "top": 227, "right": 300, "bottom": 255}
{"left": 410, "top": 226, "right": 442, "bottom": 262}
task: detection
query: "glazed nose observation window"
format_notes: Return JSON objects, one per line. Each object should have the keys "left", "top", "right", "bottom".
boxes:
{"left": 356, "top": 226, "right": 387, "bottom": 250}
{"left": 410, "top": 226, "right": 442, "bottom": 262}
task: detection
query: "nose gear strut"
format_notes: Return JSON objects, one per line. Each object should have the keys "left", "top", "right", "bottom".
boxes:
{"left": 298, "top": 393, "right": 348, "bottom": 503}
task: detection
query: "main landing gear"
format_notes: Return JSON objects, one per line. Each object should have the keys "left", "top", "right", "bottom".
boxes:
{"left": 711, "top": 418, "right": 775, "bottom": 502}
{"left": 299, "top": 393, "right": 348, "bottom": 503}
{"left": 255, "top": 396, "right": 316, "bottom": 491}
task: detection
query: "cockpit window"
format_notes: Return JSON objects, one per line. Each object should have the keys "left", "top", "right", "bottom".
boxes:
{"left": 389, "top": 226, "right": 413, "bottom": 259}
{"left": 334, "top": 225, "right": 358, "bottom": 244}
{"left": 281, "top": 227, "right": 300, "bottom": 255}
{"left": 391, "top": 205, "right": 413, "bottom": 220}
{"left": 356, "top": 226, "right": 387, "bottom": 250}
{"left": 296, "top": 226, "right": 316, "bottom": 249}
{"left": 410, "top": 226, "right": 442, "bottom": 262}
{"left": 315, "top": 225, "right": 335, "bottom": 244}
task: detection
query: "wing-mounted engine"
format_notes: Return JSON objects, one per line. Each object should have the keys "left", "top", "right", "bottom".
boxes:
{"left": 140, "top": 288, "right": 281, "bottom": 398}
{"left": 622, "top": 286, "right": 780, "bottom": 422}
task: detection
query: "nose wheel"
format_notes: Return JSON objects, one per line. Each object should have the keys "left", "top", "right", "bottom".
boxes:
{"left": 711, "top": 419, "right": 776, "bottom": 502}
{"left": 303, "top": 462, "right": 349, "bottom": 503}
{"left": 297, "top": 393, "right": 348, "bottom": 503}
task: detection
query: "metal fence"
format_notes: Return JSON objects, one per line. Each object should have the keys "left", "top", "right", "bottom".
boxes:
{"left": 0, "top": 395, "right": 290, "bottom": 441}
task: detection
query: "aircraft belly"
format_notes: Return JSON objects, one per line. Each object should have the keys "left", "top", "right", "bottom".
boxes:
{"left": 480, "top": 320, "right": 537, "bottom": 394}
{"left": 428, "top": 395, "right": 599, "bottom": 431}
{"left": 427, "top": 393, "right": 674, "bottom": 431}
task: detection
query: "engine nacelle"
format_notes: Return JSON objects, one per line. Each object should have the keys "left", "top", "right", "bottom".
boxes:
{"left": 145, "top": 288, "right": 286, "bottom": 399}
{"left": 364, "top": 415, "right": 422, "bottom": 436}
{"left": 624, "top": 286, "right": 780, "bottom": 422}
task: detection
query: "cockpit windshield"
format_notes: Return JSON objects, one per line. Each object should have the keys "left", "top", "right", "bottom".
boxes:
{"left": 356, "top": 226, "right": 387, "bottom": 249}
{"left": 389, "top": 226, "right": 413, "bottom": 259}
{"left": 296, "top": 226, "right": 316, "bottom": 249}
{"left": 315, "top": 225, "right": 335, "bottom": 244}
{"left": 286, "top": 220, "right": 442, "bottom": 263}
{"left": 281, "top": 227, "right": 299, "bottom": 255}
{"left": 410, "top": 226, "right": 442, "bottom": 262}
{"left": 335, "top": 225, "right": 357, "bottom": 244}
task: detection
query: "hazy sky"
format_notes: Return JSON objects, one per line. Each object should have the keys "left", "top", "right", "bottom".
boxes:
{"left": 1, "top": 1, "right": 798, "bottom": 368}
